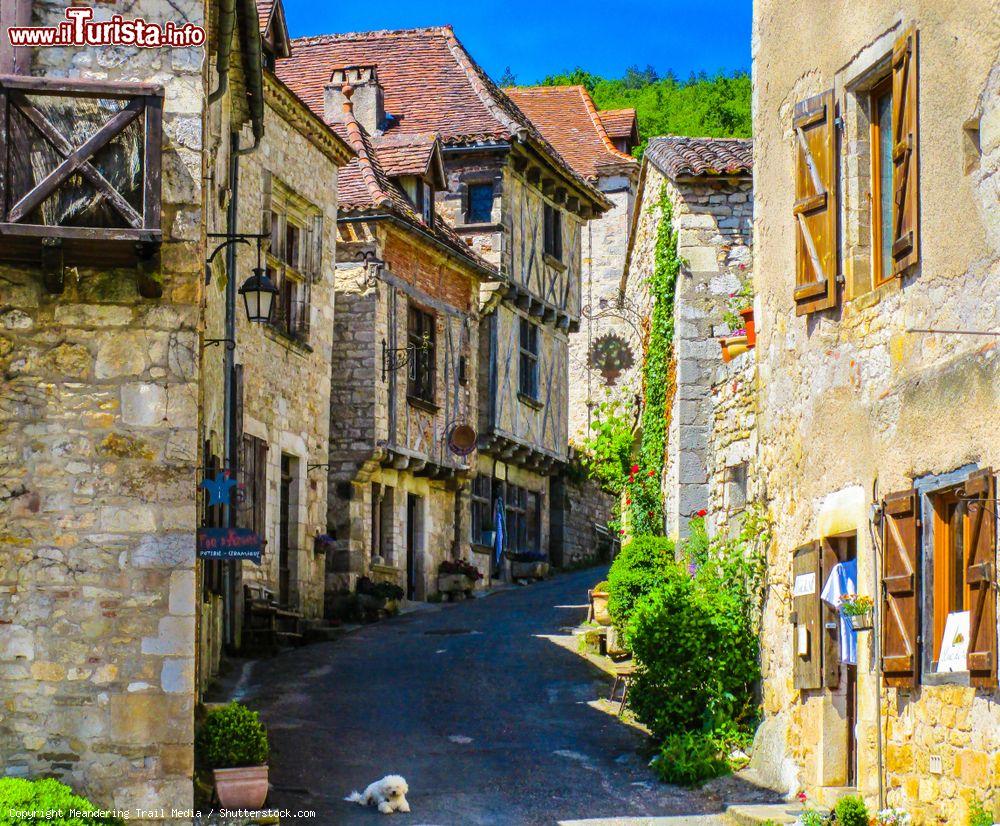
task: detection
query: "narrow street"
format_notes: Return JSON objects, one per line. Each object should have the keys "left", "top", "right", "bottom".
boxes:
{"left": 225, "top": 569, "right": 778, "bottom": 825}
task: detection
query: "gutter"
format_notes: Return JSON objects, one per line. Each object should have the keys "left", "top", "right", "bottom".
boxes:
{"left": 235, "top": 0, "right": 264, "bottom": 151}
{"left": 337, "top": 212, "right": 497, "bottom": 281}
{"left": 208, "top": 0, "right": 235, "bottom": 104}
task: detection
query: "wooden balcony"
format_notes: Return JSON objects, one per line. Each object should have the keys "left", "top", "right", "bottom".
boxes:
{"left": 0, "top": 74, "right": 163, "bottom": 273}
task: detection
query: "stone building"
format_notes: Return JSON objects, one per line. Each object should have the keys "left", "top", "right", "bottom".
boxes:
{"left": 621, "top": 136, "right": 753, "bottom": 539}
{"left": 505, "top": 86, "right": 639, "bottom": 442}
{"left": 200, "top": 0, "right": 351, "bottom": 677}
{"left": 304, "top": 66, "right": 492, "bottom": 601}
{"left": 278, "top": 27, "right": 610, "bottom": 584}
{"left": 752, "top": 2, "right": 1000, "bottom": 820}
{"left": 0, "top": 0, "right": 213, "bottom": 817}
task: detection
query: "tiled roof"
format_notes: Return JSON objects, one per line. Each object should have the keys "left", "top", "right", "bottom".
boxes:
{"left": 597, "top": 109, "right": 638, "bottom": 140}
{"left": 329, "top": 106, "right": 494, "bottom": 275}
{"left": 504, "top": 86, "right": 637, "bottom": 182}
{"left": 374, "top": 132, "right": 441, "bottom": 181}
{"left": 256, "top": 0, "right": 274, "bottom": 35}
{"left": 645, "top": 135, "right": 752, "bottom": 178}
{"left": 275, "top": 26, "right": 609, "bottom": 209}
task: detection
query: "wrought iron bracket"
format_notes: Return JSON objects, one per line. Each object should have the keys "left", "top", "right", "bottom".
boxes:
{"left": 203, "top": 338, "right": 236, "bottom": 350}
{"left": 307, "top": 463, "right": 331, "bottom": 474}
{"left": 381, "top": 336, "right": 429, "bottom": 382}
{"left": 205, "top": 231, "right": 270, "bottom": 284}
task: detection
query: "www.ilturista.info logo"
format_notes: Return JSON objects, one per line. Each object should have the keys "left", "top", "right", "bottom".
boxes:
{"left": 7, "top": 7, "right": 206, "bottom": 48}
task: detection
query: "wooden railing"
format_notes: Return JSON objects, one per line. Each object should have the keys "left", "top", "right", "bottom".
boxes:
{"left": 0, "top": 74, "right": 163, "bottom": 265}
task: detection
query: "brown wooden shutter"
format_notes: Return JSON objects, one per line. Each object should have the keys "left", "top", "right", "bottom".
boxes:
{"left": 821, "top": 538, "right": 841, "bottom": 689}
{"left": 253, "top": 437, "right": 268, "bottom": 541}
{"left": 965, "top": 468, "right": 997, "bottom": 688}
{"left": 882, "top": 488, "right": 920, "bottom": 687}
{"left": 793, "top": 541, "right": 823, "bottom": 690}
{"left": 891, "top": 28, "right": 919, "bottom": 275}
{"left": 793, "top": 90, "right": 838, "bottom": 316}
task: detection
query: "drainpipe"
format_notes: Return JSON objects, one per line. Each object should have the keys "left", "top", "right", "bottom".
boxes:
{"left": 208, "top": 0, "right": 236, "bottom": 104}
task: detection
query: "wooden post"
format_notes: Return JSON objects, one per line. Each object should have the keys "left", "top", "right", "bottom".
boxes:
{"left": 0, "top": 0, "right": 32, "bottom": 74}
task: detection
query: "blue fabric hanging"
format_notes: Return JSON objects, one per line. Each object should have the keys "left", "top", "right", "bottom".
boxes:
{"left": 493, "top": 497, "right": 507, "bottom": 570}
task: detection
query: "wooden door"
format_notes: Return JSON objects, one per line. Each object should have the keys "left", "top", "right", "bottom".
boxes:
{"left": 406, "top": 494, "right": 418, "bottom": 600}
{"left": 279, "top": 455, "right": 292, "bottom": 605}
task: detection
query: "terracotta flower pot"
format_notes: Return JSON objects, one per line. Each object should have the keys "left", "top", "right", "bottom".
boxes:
{"left": 720, "top": 335, "right": 749, "bottom": 363}
{"left": 213, "top": 765, "right": 269, "bottom": 810}
{"left": 739, "top": 307, "right": 755, "bottom": 347}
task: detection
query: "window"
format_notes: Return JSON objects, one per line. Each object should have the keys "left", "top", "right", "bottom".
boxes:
{"left": 264, "top": 177, "right": 316, "bottom": 344}
{"left": 930, "top": 487, "right": 970, "bottom": 666}
{"left": 465, "top": 182, "right": 494, "bottom": 224}
{"left": 504, "top": 485, "right": 541, "bottom": 553}
{"left": 870, "top": 77, "right": 894, "bottom": 286}
{"left": 518, "top": 317, "right": 539, "bottom": 401}
{"left": 525, "top": 490, "right": 541, "bottom": 552}
{"left": 543, "top": 203, "right": 562, "bottom": 260}
{"left": 414, "top": 179, "right": 434, "bottom": 225}
{"left": 407, "top": 305, "right": 436, "bottom": 405}
{"left": 238, "top": 434, "right": 268, "bottom": 538}
{"left": 372, "top": 484, "right": 395, "bottom": 565}
{"left": 471, "top": 474, "right": 493, "bottom": 546}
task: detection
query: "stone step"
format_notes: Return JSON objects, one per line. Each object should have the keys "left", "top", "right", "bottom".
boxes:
{"left": 724, "top": 803, "right": 802, "bottom": 825}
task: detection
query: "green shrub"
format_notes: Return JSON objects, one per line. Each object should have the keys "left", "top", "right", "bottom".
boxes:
{"left": 606, "top": 535, "right": 674, "bottom": 632}
{"left": 593, "top": 581, "right": 610, "bottom": 593}
{"left": 625, "top": 559, "right": 759, "bottom": 740}
{"left": 835, "top": 795, "right": 869, "bottom": 826}
{"left": 0, "top": 777, "right": 124, "bottom": 824}
{"left": 650, "top": 730, "right": 729, "bottom": 786}
{"left": 969, "top": 800, "right": 996, "bottom": 826}
{"left": 196, "top": 701, "right": 269, "bottom": 770}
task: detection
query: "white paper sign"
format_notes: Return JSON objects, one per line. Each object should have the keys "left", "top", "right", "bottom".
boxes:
{"left": 793, "top": 572, "right": 817, "bottom": 597}
{"left": 797, "top": 625, "right": 810, "bottom": 657}
{"left": 937, "top": 611, "right": 970, "bottom": 673}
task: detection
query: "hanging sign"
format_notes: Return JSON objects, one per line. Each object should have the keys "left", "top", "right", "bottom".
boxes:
{"left": 937, "top": 611, "right": 970, "bottom": 673}
{"left": 197, "top": 527, "right": 262, "bottom": 564}
{"left": 200, "top": 470, "right": 238, "bottom": 506}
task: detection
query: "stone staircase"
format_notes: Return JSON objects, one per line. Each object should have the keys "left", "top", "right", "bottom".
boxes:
{"left": 723, "top": 802, "right": 801, "bottom": 824}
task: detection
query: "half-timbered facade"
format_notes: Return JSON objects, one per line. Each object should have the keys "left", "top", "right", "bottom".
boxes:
{"left": 277, "top": 27, "right": 609, "bottom": 583}
{"left": 752, "top": 2, "right": 1000, "bottom": 820}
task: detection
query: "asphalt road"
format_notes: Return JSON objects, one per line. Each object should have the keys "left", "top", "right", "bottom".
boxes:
{"left": 230, "top": 567, "right": 777, "bottom": 825}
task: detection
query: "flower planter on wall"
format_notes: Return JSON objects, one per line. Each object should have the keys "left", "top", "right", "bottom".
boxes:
{"left": 591, "top": 589, "right": 612, "bottom": 626}
{"left": 720, "top": 334, "right": 749, "bottom": 363}
{"left": 739, "top": 307, "right": 755, "bottom": 347}
{"left": 437, "top": 573, "right": 473, "bottom": 596}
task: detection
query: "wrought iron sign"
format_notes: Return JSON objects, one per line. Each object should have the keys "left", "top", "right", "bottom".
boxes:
{"left": 587, "top": 333, "right": 635, "bottom": 386}
{"left": 381, "top": 335, "right": 430, "bottom": 382}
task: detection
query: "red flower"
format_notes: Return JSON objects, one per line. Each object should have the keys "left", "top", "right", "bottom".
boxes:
{"left": 630, "top": 464, "right": 639, "bottom": 474}
{"left": 648, "top": 469, "right": 656, "bottom": 477}
{"left": 696, "top": 509, "right": 707, "bottom": 517}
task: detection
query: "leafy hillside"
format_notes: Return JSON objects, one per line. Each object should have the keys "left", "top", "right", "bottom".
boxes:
{"left": 507, "top": 65, "right": 752, "bottom": 156}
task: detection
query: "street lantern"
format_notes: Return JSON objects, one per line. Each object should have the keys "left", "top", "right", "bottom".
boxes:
{"left": 238, "top": 267, "right": 278, "bottom": 324}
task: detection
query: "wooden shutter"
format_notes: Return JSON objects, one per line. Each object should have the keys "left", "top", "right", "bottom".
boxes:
{"left": 821, "top": 538, "right": 841, "bottom": 689}
{"left": 965, "top": 468, "right": 997, "bottom": 688}
{"left": 793, "top": 541, "right": 823, "bottom": 690}
{"left": 311, "top": 214, "right": 324, "bottom": 281}
{"left": 253, "top": 437, "right": 268, "bottom": 541}
{"left": 793, "top": 90, "right": 838, "bottom": 315}
{"left": 231, "top": 363, "right": 244, "bottom": 478}
{"left": 882, "top": 488, "right": 920, "bottom": 688}
{"left": 891, "top": 28, "right": 919, "bottom": 275}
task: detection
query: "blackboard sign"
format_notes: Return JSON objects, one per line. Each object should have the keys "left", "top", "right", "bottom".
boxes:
{"left": 197, "top": 527, "right": 262, "bottom": 564}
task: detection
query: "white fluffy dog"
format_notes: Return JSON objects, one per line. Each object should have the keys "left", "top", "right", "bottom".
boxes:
{"left": 345, "top": 774, "right": 411, "bottom": 814}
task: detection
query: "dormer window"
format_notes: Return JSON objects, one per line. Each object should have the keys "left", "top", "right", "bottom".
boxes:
{"left": 414, "top": 179, "right": 434, "bottom": 225}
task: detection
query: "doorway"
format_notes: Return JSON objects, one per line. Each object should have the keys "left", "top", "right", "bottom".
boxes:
{"left": 405, "top": 494, "right": 421, "bottom": 600}
{"left": 279, "top": 454, "right": 297, "bottom": 606}
{"left": 829, "top": 532, "right": 858, "bottom": 788}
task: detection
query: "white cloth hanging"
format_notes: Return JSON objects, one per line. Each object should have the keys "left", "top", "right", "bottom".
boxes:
{"left": 821, "top": 558, "right": 859, "bottom": 665}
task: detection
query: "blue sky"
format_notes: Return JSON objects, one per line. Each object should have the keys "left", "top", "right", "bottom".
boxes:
{"left": 281, "top": 0, "right": 752, "bottom": 84}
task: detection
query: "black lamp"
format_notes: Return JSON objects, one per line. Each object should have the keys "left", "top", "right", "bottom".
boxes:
{"left": 238, "top": 267, "right": 278, "bottom": 324}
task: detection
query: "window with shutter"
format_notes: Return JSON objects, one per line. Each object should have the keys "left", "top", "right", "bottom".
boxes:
{"left": 891, "top": 28, "right": 919, "bottom": 275}
{"left": 793, "top": 541, "right": 823, "bottom": 690}
{"left": 881, "top": 489, "right": 920, "bottom": 688}
{"left": 964, "top": 469, "right": 997, "bottom": 688}
{"left": 793, "top": 90, "right": 838, "bottom": 315}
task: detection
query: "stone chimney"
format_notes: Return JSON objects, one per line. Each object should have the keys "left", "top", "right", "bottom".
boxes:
{"left": 325, "top": 65, "right": 385, "bottom": 135}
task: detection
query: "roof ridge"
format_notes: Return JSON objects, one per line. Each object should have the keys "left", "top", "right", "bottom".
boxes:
{"left": 574, "top": 85, "right": 636, "bottom": 164}
{"left": 291, "top": 25, "right": 453, "bottom": 45}
{"left": 330, "top": 102, "right": 391, "bottom": 208}
{"left": 651, "top": 134, "right": 751, "bottom": 143}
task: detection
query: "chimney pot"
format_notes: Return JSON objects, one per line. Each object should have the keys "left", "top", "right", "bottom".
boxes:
{"left": 324, "top": 65, "right": 384, "bottom": 134}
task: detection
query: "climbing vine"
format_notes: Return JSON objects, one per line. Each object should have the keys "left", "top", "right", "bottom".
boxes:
{"left": 626, "top": 182, "right": 681, "bottom": 536}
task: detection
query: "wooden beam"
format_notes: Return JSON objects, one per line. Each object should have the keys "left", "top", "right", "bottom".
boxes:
{"left": 0, "top": 74, "right": 164, "bottom": 99}
{"left": 553, "top": 187, "right": 567, "bottom": 205}
{"left": 142, "top": 94, "right": 163, "bottom": 231}
{"left": 566, "top": 196, "right": 579, "bottom": 213}
{"left": 526, "top": 167, "right": 541, "bottom": 185}
{"left": 7, "top": 99, "right": 143, "bottom": 223}
{"left": 510, "top": 155, "right": 528, "bottom": 173}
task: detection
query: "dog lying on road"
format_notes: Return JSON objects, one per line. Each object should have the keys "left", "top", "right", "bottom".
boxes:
{"left": 345, "top": 774, "right": 411, "bottom": 814}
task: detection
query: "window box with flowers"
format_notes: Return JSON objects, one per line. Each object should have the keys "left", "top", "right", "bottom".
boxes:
{"left": 719, "top": 269, "right": 754, "bottom": 361}
{"left": 839, "top": 593, "right": 874, "bottom": 631}
{"left": 437, "top": 559, "right": 482, "bottom": 599}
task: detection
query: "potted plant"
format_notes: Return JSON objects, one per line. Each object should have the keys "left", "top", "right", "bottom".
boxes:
{"left": 196, "top": 701, "right": 270, "bottom": 809}
{"left": 438, "top": 559, "right": 482, "bottom": 598}
{"left": 721, "top": 272, "right": 755, "bottom": 355}
{"left": 590, "top": 581, "right": 611, "bottom": 626}
{"left": 507, "top": 551, "right": 549, "bottom": 579}
{"left": 839, "top": 593, "right": 874, "bottom": 630}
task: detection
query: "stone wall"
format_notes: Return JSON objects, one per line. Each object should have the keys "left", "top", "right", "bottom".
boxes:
{"left": 752, "top": 0, "right": 1000, "bottom": 819}
{"left": 0, "top": 0, "right": 206, "bottom": 817}
{"left": 550, "top": 469, "right": 617, "bottom": 569}
{"left": 569, "top": 174, "right": 636, "bottom": 443}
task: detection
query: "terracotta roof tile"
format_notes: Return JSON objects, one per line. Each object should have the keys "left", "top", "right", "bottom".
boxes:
{"left": 505, "top": 86, "right": 637, "bottom": 181}
{"left": 256, "top": 0, "right": 274, "bottom": 35}
{"left": 275, "top": 27, "right": 609, "bottom": 209}
{"left": 374, "top": 132, "right": 439, "bottom": 179}
{"left": 645, "top": 135, "right": 752, "bottom": 178}
{"left": 597, "top": 108, "right": 638, "bottom": 141}
{"left": 328, "top": 106, "right": 493, "bottom": 275}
